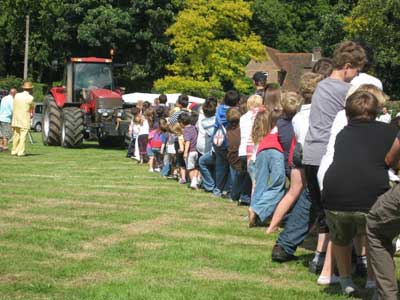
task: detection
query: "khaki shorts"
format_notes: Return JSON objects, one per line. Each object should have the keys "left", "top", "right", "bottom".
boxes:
{"left": 0, "top": 122, "right": 12, "bottom": 139}
{"left": 185, "top": 151, "right": 198, "bottom": 170}
{"left": 325, "top": 210, "right": 367, "bottom": 246}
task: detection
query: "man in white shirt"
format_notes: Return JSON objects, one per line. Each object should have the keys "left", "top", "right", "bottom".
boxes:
{"left": 351, "top": 72, "right": 383, "bottom": 90}
{"left": 0, "top": 88, "right": 17, "bottom": 151}
{"left": 377, "top": 107, "right": 391, "bottom": 124}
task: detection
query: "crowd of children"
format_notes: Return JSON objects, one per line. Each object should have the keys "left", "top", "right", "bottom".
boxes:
{"left": 126, "top": 41, "right": 400, "bottom": 299}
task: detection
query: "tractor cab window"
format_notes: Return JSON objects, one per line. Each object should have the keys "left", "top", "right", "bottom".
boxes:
{"left": 73, "top": 63, "right": 114, "bottom": 101}
{"left": 35, "top": 105, "right": 43, "bottom": 114}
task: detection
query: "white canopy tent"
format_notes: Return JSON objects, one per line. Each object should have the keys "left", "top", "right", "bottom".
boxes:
{"left": 122, "top": 92, "right": 205, "bottom": 106}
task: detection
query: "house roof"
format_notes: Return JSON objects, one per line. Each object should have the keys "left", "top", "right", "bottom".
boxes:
{"left": 246, "top": 47, "right": 314, "bottom": 92}
{"left": 275, "top": 52, "right": 313, "bottom": 91}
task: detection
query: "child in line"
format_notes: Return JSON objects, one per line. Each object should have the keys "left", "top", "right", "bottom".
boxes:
{"left": 322, "top": 91, "right": 397, "bottom": 296}
{"left": 148, "top": 118, "right": 168, "bottom": 172}
{"left": 172, "top": 123, "right": 186, "bottom": 184}
{"left": 137, "top": 108, "right": 152, "bottom": 164}
{"left": 127, "top": 107, "right": 141, "bottom": 159}
{"left": 180, "top": 113, "right": 199, "bottom": 189}
{"left": 248, "top": 107, "right": 285, "bottom": 227}
{"left": 226, "top": 108, "right": 252, "bottom": 203}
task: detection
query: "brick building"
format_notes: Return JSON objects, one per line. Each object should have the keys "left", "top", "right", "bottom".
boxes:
{"left": 246, "top": 47, "right": 321, "bottom": 92}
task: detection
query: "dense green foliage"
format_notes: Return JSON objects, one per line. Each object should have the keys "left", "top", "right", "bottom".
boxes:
{"left": 0, "top": 0, "right": 400, "bottom": 97}
{"left": 154, "top": 0, "right": 265, "bottom": 97}
{"left": 0, "top": 0, "right": 181, "bottom": 92}
{"left": 344, "top": 0, "right": 400, "bottom": 98}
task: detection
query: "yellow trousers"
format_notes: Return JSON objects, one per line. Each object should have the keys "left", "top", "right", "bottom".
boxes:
{"left": 11, "top": 127, "right": 28, "bottom": 156}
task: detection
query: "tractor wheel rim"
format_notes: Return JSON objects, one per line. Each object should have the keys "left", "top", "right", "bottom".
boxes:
{"left": 61, "top": 121, "right": 66, "bottom": 144}
{"left": 43, "top": 112, "right": 50, "bottom": 137}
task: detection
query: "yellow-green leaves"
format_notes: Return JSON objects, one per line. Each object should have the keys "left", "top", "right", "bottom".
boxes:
{"left": 155, "top": 0, "right": 266, "bottom": 97}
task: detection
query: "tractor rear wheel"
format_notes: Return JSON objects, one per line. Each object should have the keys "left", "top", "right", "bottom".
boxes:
{"left": 61, "top": 107, "right": 84, "bottom": 148}
{"left": 42, "top": 96, "right": 62, "bottom": 146}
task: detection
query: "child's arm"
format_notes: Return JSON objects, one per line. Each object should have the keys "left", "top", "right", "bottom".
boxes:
{"left": 184, "top": 140, "right": 190, "bottom": 159}
{"left": 178, "top": 136, "right": 184, "bottom": 153}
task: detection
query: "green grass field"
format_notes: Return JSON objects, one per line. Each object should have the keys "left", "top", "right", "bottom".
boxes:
{"left": 0, "top": 133, "right": 398, "bottom": 300}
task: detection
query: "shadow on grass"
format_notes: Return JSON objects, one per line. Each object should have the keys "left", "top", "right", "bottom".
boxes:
{"left": 78, "top": 143, "right": 126, "bottom": 150}
{"left": 322, "top": 285, "right": 371, "bottom": 300}
{"left": 13, "top": 153, "right": 42, "bottom": 157}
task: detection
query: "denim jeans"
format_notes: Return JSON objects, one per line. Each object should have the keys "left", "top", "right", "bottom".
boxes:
{"left": 127, "top": 137, "right": 136, "bottom": 157}
{"left": 251, "top": 149, "right": 285, "bottom": 223}
{"left": 230, "top": 167, "right": 252, "bottom": 202}
{"left": 161, "top": 154, "right": 170, "bottom": 177}
{"left": 276, "top": 187, "right": 312, "bottom": 255}
{"left": 213, "top": 147, "right": 231, "bottom": 196}
{"left": 199, "top": 150, "right": 215, "bottom": 192}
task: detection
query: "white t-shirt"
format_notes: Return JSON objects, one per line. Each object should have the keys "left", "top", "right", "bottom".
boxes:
{"left": 138, "top": 119, "right": 149, "bottom": 135}
{"left": 377, "top": 113, "right": 391, "bottom": 124}
{"left": 291, "top": 104, "right": 311, "bottom": 147}
{"left": 351, "top": 73, "right": 383, "bottom": 90}
{"left": 317, "top": 110, "right": 347, "bottom": 190}
{"left": 239, "top": 110, "right": 255, "bottom": 157}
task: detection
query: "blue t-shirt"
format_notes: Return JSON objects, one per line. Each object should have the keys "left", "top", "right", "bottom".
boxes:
{"left": 0, "top": 95, "right": 14, "bottom": 123}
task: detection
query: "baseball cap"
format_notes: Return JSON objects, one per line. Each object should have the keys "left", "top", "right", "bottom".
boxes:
{"left": 252, "top": 71, "right": 268, "bottom": 82}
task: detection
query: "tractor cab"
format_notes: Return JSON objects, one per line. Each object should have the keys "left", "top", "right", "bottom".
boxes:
{"left": 63, "top": 57, "right": 116, "bottom": 103}
{"left": 42, "top": 57, "right": 131, "bottom": 148}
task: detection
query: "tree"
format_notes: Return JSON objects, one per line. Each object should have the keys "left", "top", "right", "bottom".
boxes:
{"left": 154, "top": 0, "right": 266, "bottom": 97}
{"left": 318, "top": 1, "right": 356, "bottom": 57}
{"left": 0, "top": 0, "right": 181, "bottom": 92}
{"left": 252, "top": 0, "right": 333, "bottom": 52}
{"left": 344, "top": 0, "right": 400, "bottom": 97}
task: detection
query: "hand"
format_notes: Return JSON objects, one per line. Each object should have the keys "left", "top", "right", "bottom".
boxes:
{"left": 183, "top": 153, "right": 188, "bottom": 159}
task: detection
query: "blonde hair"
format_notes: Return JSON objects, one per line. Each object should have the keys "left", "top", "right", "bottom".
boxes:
{"left": 170, "top": 123, "right": 182, "bottom": 135}
{"left": 252, "top": 108, "right": 282, "bottom": 145}
{"left": 247, "top": 95, "right": 263, "bottom": 110}
{"left": 299, "top": 72, "right": 324, "bottom": 103}
{"left": 282, "top": 92, "right": 302, "bottom": 118}
{"left": 357, "top": 84, "right": 388, "bottom": 107}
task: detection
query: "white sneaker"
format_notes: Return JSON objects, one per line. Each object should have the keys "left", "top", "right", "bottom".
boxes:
{"left": 365, "top": 280, "right": 376, "bottom": 289}
{"left": 154, "top": 168, "right": 161, "bottom": 172}
{"left": 190, "top": 178, "right": 198, "bottom": 189}
{"left": 148, "top": 168, "right": 154, "bottom": 172}
{"left": 317, "top": 274, "right": 340, "bottom": 285}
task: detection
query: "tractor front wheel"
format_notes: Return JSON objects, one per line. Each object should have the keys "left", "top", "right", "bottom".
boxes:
{"left": 61, "top": 107, "right": 84, "bottom": 148}
{"left": 124, "top": 108, "right": 134, "bottom": 147}
{"left": 42, "top": 97, "right": 62, "bottom": 146}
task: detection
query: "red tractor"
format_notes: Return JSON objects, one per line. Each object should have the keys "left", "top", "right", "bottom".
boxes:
{"left": 42, "top": 57, "right": 132, "bottom": 148}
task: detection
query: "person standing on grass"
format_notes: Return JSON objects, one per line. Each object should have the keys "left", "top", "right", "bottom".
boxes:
{"left": 0, "top": 88, "right": 17, "bottom": 152}
{"left": 368, "top": 135, "right": 400, "bottom": 300}
{"left": 212, "top": 90, "right": 240, "bottom": 197}
{"left": 11, "top": 82, "right": 34, "bottom": 157}
{"left": 226, "top": 107, "right": 251, "bottom": 203}
{"left": 322, "top": 91, "right": 397, "bottom": 296}
{"left": 180, "top": 113, "right": 199, "bottom": 189}
{"left": 302, "top": 41, "right": 366, "bottom": 276}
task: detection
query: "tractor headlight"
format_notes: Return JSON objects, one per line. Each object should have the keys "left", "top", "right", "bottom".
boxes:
{"left": 97, "top": 108, "right": 114, "bottom": 114}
